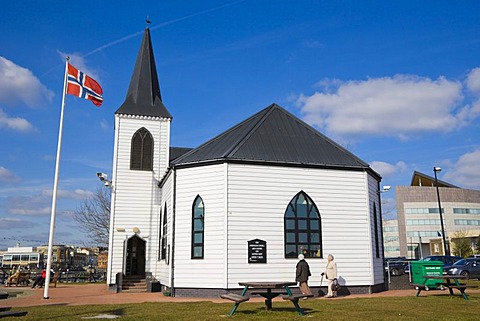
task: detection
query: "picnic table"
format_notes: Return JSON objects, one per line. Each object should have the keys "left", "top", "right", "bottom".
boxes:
{"left": 412, "top": 275, "right": 478, "bottom": 300}
{"left": 221, "top": 281, "right": 313, "bottom": 316}
{"left": 0, "top": 291, "right": 28, "bottom": 318}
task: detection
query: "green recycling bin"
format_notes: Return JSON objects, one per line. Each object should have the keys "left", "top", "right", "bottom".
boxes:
{"left": 410, "top": 260, "right": 443, "bottom": 288}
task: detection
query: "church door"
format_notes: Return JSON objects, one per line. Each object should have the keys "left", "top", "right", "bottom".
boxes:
{"left": 125, "top": 235, "right": 146, "bottom": 276}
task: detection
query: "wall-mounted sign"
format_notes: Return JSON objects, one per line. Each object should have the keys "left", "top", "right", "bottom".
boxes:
{"left": 248, "top": 239, "right": 267, "bottom": 264}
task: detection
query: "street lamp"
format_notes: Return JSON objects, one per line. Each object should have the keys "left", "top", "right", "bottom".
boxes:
{"left": 433, "top": 166, "right": 449, "bottom": 255}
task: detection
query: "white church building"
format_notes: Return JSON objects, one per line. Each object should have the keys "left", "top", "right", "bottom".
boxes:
{"left": 106, "top": 28, "right": 386, "bottom": 297}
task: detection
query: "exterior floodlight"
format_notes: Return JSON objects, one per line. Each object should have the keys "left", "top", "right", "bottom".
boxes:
{"left": 382, "top": 186, "right": 391, "bottom": 192}
{"left": 97, "top": 172, "right": 108, "bottom": 181}
{"left": 433, "top": 167, "right": 442, "bottom": 173}
{"left": 96, "top": 172, "right": 112, "bottom": 188}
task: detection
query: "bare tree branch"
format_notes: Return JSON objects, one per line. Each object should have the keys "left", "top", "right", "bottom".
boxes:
{"left": 74, "top": 187, "right": 111, "bottom": 245}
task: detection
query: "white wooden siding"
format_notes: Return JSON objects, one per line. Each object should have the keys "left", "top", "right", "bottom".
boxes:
{"left": 226, "top": 164, "right": 373, "bottom": 288}
{"left": 154, "top": 172, "right": 173, "bottom": 286}
{"left": 169, "top": 162, "right": 381, "bottom": 290}
{"left": 172, "top": 164, "right": 226, "bottom": 288}
{"left": 368, "top": 173, "right": 385, "bottom": 285}
{"left": 107, "top": 115, "right": 170, "bottom": 284}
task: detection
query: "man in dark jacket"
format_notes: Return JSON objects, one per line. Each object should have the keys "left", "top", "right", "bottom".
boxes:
{"left": 296, "top": 254, "right": 312, "bottom": 295}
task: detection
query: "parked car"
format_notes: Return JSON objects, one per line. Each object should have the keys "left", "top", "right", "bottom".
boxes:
{"left": 421, "top": 255, "right": 462, "bottom": 265}
{"left": 404, "top": 255, "right": 462, "bottom": 274}
{"left": 443, "top": 258, "right": 480, "bottom": 279}
{"left": 384, "top": 257, "right": 407, "bottom": 276}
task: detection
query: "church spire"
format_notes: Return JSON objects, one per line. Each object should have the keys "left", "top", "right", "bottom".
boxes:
{"left": 115, "top": 27, "right": 172, "bottom": 118}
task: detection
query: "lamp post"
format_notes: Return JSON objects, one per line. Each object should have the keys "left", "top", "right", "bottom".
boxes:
{"left": 433, "top": 166, "right": 449, "bottom": 256}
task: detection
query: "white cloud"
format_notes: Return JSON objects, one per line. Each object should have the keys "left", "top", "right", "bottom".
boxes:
{"left": 0, "top": 217, "right": 32, "bottom": 229}
{"left": 459, "top": 68, "right": 480, "bottom": 121}
{"left": 57, "top": 51, "right": 100, "bottom": 80}
{"left": 100, "top": 120, "right": 110, "bottom": 130}
{"left": 9, "top": 207, "right": 51, "bottom": 216}
{"left": 0, "top": 56, "right": 54, "bottom": 107}
{"left": 466, "top": 67, "right": 480, "bottom": 94}
{"left": 370, "top": 160, "right": 407, "bottom": 178}
{"left": 0, "top": 166, "right": 19, "bottom": 182}
{"left": 0, "top": 108, "right": 35, "bottom": 132}
{"left": 443, "top": 150, "right": 480, "bottom": 189}
{"left": 41, "top": 188, "right": 93, "bottom": 200}
{"left": 297, "top": 75, "right": 466, "bottom": 138}
{"left": 5, "top": 194, "right": 50, "bottom": 216}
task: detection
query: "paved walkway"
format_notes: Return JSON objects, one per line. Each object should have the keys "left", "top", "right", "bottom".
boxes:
{"left": 1, "top": 284, "right": 428, "bottom": 308}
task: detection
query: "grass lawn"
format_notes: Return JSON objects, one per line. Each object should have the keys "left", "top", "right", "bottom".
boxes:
{"left": 3, "top": 293, "right": 480, "bottom": 321}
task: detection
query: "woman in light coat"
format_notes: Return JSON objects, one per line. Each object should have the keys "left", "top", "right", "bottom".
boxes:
{"left": 323, "top": 254, "right": 337, "bottom": 297}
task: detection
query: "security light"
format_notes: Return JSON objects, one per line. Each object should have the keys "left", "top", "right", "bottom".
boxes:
{"left": 96, "top": 172, "right": 112, "bottom": 188}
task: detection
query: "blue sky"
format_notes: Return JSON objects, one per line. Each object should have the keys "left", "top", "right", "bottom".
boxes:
{"left": 1, "top": 0, "right": 480, "bottom": 249}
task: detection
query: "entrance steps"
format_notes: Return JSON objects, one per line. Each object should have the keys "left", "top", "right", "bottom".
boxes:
{"left": 122, "top": 275, "right": 147, "bottom": 293}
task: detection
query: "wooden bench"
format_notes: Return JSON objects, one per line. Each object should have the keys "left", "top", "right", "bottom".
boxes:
{"left": 220, "top": 293, "right": 250, "bottom": 303}
{"left": 51, "top": 272, "right": 60, "bottom": 288}
{"left": 283, "top": 293, "right": 314, "bottom": 302}
{"left": 220, "top": 293, "right": 250, "bottom": 316}
{"left": 0, "top": 291, "right": 28, "bottom": 318}
{"left": 413, "top": 282, "right": 478, "bottom": 300}
{"left": 282, "top": 294, "right": 314, "bottom": 316}
{"left": 446, "top": 285, "right": 477, "bottom": 292}
{"left": 5, "top": 272, "right": 30, "bottom": 287}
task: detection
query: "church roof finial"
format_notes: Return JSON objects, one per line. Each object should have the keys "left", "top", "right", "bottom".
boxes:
{"left": 115, "top": 27, "right": 172, "bottom": 118}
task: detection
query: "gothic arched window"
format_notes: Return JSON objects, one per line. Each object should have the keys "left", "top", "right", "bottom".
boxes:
{"left": 191, "top": 195, "right": 205, "bottom": 259}
{"left": 284, "top": 191, "right": 322, "bottom": 258}
{"left": 130, "top": 127, "right": 153, "bottom": 170}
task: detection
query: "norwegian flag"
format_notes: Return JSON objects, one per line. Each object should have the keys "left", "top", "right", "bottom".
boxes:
{"left": 67, "top": 63, "right": 103, "bottom": 106}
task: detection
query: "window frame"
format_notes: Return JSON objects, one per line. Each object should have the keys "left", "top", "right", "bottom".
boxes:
{"left": 284, "top": 191, "right": 322, "bottom": 259}
{"left": 162, "top": 203, "right": 168, "bottom": 260}
{"left": 191, "top": 195, "right": 205, "bottom": 259}
{"left": 130, "top": 127, "right": 154, "bottom": 171}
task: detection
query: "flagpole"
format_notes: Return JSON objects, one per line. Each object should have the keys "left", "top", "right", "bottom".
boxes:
{"left": 44, "top": 57, "right": 69, "bottom": 299}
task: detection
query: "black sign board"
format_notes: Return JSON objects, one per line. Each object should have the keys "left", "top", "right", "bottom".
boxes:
{"left": 248, "top": 239, "right": 267, "bottom": 264}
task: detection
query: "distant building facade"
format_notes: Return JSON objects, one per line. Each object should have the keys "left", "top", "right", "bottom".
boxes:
{"left": 396, "top": 171, "right": 480, "bottom": 258}
{"left": 383, "top": 220, "right": 401, "bottom": 258}
{"left": 0, "top": 246, "right": 43, "bottom": 269}
{"left": 37, "top": 244, "right": 69, "bottom": 269}
{"left": 97, "top": 251, "right": 108, "bottom": 270}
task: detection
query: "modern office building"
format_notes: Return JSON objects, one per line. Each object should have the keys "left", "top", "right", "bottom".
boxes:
{"left": 383, "top": 220, "right": 401, "bottom": 258}
{"left": 396, "top": 171, "right": 480, "bottom": 258}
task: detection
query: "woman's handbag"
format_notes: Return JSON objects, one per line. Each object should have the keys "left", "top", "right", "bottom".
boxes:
{"left": 332, "top": 278, "right": 341, "bottom": 292}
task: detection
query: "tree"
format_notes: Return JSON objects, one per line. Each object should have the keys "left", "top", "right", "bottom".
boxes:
{"left": 450, "top": 230, "right": 473, "bottom": 258}
{"left": 476, "top": 234, "right": 480, "bottom": 254}
{"left": 74, "top": 187, "right": 111, "bottom": 245}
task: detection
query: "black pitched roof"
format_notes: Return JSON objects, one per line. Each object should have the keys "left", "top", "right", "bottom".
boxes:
{"left": 410, "top": 171, "right": 459, "bottom": 188}
{"left": 115, "top": 28, "right": 172, "bottom": 118}
{"left": 169, "top": 147, "right": 192, "bottom": 162}
{"left": 171, "top": 103, "right": 374, "bottom": 173}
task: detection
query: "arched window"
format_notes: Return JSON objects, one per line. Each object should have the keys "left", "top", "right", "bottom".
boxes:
{"left": 158, "top": 207, "right": 163, "bottom": 261}
{"left": 161, "top": 203, "right": 168, "bottom": 260}
{"left": 130, "top": 127, "right": 153, "bottom": 170}
{"left": 284, "top": 191, "right": 322, "bottom": 258}
{"left": 191, "top": 196, "right": 204, "bottom": 259}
